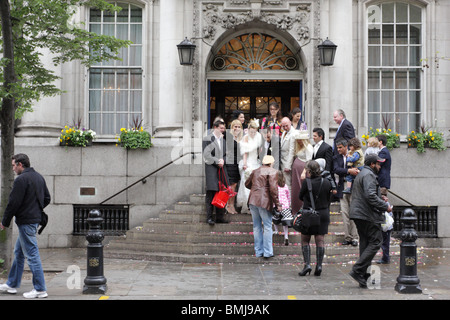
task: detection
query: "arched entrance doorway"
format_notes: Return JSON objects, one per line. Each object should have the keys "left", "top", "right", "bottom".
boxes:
{"left": 207, "top": 31, "right": 304, "bottom": 127}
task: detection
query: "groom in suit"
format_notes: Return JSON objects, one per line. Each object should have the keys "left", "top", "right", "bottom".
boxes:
{"left": 259, "top": 126, "right": 281, "bottom": 171}
{"left": 312, "top": 127, "right": 333, "bottom": 172}
{"left": 332, "top": 109, "right": 355, "bottom": 157}
{"left": 202, "top": 119, "right": 229, "bottom": 225}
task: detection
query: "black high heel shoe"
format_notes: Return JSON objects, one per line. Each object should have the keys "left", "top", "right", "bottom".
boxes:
{"left": 314, "top": 265, "right": 322, "bottom": 276}
{"left": 298, "top": 265, "right": 312, "bottom": 276}
{"left": 298, "top": 245, "right": 312, "bottom": 276}
{"left": 314, "top": 247, "right": 325, "bottom": 276}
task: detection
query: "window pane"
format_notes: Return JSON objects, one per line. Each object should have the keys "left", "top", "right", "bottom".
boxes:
{"left": 130, "top": 5, "right": 142, "bottom": 22}
{"left": 89, "top": 113, "right": 101, "bottom": 132}
{"left": 368, "top": 70, "right": 380, "bottom": 89}
{"left": 396, "top": 46, "right": 408, "bottom": 66}
{"left": 117, "top": 46, "right": 128, "bottom": 66}
{"left": 409, "top": 70, "right": 420, "bottom": 89}
{"left": 395, "top": 91, "right": 408, "bottom": 112}
{"left": 90, "top": 9, "right": 101, "bottom": 23}
{"left": 395, "top": 71, "right": 408, "bottom": 89}
{"left": 396, "top": 3, "right": 408, "bottom": 23}
{"left": 130, "top": 46, "right": 142, "bottom": 66}
{"left": 89, "top": 91, "right": 101, "bottom": 111}
{"left": 117, "top": 24, "right": 129, "bottom": 40}
{"left": 102, "top": 114, "right": 114, "bottom": 135}
{"left": 130, "top": 91, "right": 142, "bottom": 112}
{"left": 409, "top": 91, "right": 420, "bottom": 112}
{"left": 382, "top": 46, "right": 394, "bottom": 66}
{"left": 410, "top": 5, "right": 421, "bottom": 23}
{"left": 89, "top": 69, "right": 101, "bottom": 89}
{"left": 382, "top": 25, "right": 394, "bottom": 44}
{"left": 409, "top": 46, "right": 421, "bottom": 66}
{"left": 103, "top": 24, "right": 114, "bottom": 37}
{"left": 130, "top": 24, "right": 142, "bottom": 44}
{"left": 382, "top": 71, "right": 393, "bottom": 89}
{"left": 396, "top": 25, "right": 408, "bottom": 44}
{"left": 368, "top": 46, "right": 380, "bottom": 66}
{"left": 103, "top": 9, "right": 115, "bottom": 23}
{"left": 395, "top": 113, "right": 407, "bottom": 134}
{"left": 368, "top": 27, "right": 380, "bottom": 44}
{"left": 117, "top": 70, "right": 129, "bottom": 89}
{"left": 368, "top": 113, "right": 380, "bottom": 129}
{"left": 103, "top": 70, "right": 115, "bottom": 89}
{"left": 130, "top": 70, "right": 142, "bottom": 89}
{"left": 117, "top": 91, "right": 128, "bottom": 112}
{"left": 103, "top": 91, "right": 115, "bottom": 112}
{"left": 117, "top": 113, "right": 128, "bottom": 130}
{"left": 409, "top": 114, "right": 420, "bottom": 132}
{"left": 382, "top": 91, "right": 394, "bottom": 113}
{"left": 410, "top": 25, "right": 421, "bottom": 44}
{"left": 368, "top": 91, "right": 380, "bottom": 112}
{"left": 382, "top": 3, "right": 394, "bottom": 23}
{"left": 117, "top": 3, "right": 129, "bottom": 23}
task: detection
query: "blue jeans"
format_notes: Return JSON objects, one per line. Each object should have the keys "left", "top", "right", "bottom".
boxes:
{"left": 249, "top": 205, "right": 273, "bottom": 258}
{"left": 7, "top": 223, "right": 46, "bottom": 291}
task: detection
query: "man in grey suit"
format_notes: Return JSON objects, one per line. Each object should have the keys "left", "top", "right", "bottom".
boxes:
{"left": 280, "top": 117, "right": 296, "bottom": 190}
{"left": 202, "top": 120, "right": 228, "bottom": 225}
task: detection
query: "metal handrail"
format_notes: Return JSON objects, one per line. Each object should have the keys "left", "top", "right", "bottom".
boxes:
{"left": 388, "top": 189, "right": 415, "bottom": 207}
{"left": 100, "top": 151, "right": 197, "bottom": 205}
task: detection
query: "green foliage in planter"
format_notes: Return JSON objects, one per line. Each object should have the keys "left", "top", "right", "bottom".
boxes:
{"left": 362, "top": 128, "right": 400, "bottom": 150}
{"left": 60, "top": 126, "right": 96, "bottom": 147}
{"left": 407, "top": 130, "right": 446, "bottom": 153}
{"left": 117, "top": 127, "right": 153, "bottom": 149}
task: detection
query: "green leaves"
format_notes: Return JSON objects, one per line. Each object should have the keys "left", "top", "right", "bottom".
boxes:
{"left": 0, "top": 0, "right": 130, "bottom": 118}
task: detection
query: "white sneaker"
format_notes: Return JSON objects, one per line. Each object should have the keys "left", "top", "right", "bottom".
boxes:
{"left": 0, "top": 283, "right": 17, "bottom": 294}
{"left": 23, "top": 289, "right": 48, "bottom": 299}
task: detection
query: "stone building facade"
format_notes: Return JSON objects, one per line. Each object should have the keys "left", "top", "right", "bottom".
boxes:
{"left": 6, "top": 0, "right": 450, "bottom": 247}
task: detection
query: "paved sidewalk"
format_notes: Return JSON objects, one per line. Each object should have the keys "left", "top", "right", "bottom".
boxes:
{"left": 1, "top": 247, "right": 450, "bottom": 302}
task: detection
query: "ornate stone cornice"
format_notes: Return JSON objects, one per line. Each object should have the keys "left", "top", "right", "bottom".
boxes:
{"left": 201, "top": 1, "right": 312, "bottom": 44}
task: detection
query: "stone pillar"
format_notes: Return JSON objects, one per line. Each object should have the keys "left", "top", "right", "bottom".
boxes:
{"left": 153, "top": 0, "right": 185, "bottom": 144}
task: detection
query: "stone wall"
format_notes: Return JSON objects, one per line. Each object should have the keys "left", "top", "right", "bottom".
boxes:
{"left": 5, "top": 142, "right": 450, "bottom": 248}
{"left": 12, "top": 145, "right": 203, "bottom": 248}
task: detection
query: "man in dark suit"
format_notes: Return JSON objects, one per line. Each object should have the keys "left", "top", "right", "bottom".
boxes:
{"left": 332, "top": 109, "right": 355, "bottom": 157}
{"left": 202, "top": 119, "right": 228, "bottom": 225}
{"left": 376, "top": 135, "right": 391, "bottom": 196}
{"left": 312, "top": 127, "right": 333, "bottom": 172}
{"left": 259, "top": 126, "right": 281, "bottom": 171}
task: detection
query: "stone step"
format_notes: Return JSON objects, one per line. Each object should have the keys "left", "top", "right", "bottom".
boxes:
{"left": 104, "top": 194, "right": 370, "bottom": 265}
{"left": 119, "top": 229, "right": 347, "bottom": 247}
{"left": 104, "top": 246, "right": 403, "bottom": 265}
{"left": 159, "top": 209, "right": 343, "bottom": 223}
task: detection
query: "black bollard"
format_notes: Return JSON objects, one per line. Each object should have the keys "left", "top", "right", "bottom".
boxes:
{"left": 394, "top": 208, "right": 422, "bottom": 294}
{"left": 83, "top": 209, "right": 107, "bottom": 294}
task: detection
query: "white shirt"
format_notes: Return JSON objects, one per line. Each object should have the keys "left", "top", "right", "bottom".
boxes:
{"left": 313, "top": 140, "right": 323, "bottom": 157}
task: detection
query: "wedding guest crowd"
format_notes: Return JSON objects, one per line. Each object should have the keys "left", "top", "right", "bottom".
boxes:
{"left": 202, "top": 106, "right": 393, "bottom": 287}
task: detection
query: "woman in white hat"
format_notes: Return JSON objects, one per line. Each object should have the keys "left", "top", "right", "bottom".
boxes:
{"left": 291, "top": 130, "right": 313, "bottom": 214}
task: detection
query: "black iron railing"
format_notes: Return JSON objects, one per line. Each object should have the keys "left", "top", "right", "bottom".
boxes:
{"left": 73, "top": 204, "right": 129, "bottom": 236}
{"left": 73, "top": 152, "right": 197, "bottom": 236}
{"left": 392, "top": 206, "right": 438, "bottom": 238}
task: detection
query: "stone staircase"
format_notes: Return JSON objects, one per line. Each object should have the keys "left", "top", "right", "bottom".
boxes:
{"left": 105, "top": 194, "right": 397, "bottom": 265}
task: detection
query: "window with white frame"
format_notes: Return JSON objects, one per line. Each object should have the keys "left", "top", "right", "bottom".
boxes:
{"left": 367, "top": 2, "right": 422, "bottom": 134}
{"left": 88, "top": 2, "right": 143, "bottom": 135}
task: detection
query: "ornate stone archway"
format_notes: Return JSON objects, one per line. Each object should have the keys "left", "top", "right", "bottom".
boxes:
{"left": 191, "top": 0, "right": 323, "bottom": 135}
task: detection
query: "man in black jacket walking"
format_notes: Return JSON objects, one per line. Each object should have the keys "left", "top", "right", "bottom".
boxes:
{"left": 0, "top": 154, "right": 50, "bottom": 298}
{"left": 348, "top": 154, "right": 392, "bottom": 288}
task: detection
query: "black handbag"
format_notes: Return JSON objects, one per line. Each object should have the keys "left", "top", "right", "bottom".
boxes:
{"left": 293, "top": 178, "right": 322, "bottom": 234}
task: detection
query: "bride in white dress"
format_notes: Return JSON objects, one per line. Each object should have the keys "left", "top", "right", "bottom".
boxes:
{"left": 236, "top": 120, "right": 262, "bottom": 213}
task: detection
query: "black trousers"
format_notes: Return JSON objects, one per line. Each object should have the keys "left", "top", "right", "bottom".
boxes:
{"left": 352, "top": 219, "right": 383, "bottom": 275}
{"left": 205, "top": 190, "right": 225, "bottom": 221}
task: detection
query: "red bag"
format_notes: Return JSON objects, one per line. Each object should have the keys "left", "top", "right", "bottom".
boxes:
{"left": 211, "top": 168, "right": 236, "bottom": 208}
